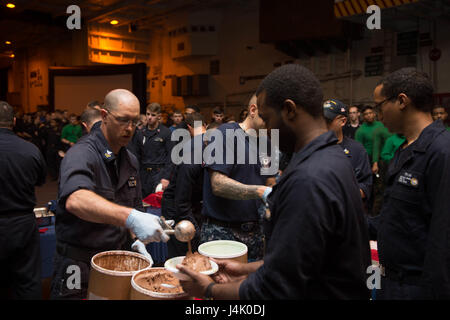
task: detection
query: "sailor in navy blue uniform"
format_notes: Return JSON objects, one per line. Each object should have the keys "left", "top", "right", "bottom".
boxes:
{"left": 0, "top": 101, "right": 47, "bottom": 299}
{"left": 50, "top": 90, "right": 168, "bottom": 299}
{"left": 139, "top": 103, "right": 175, "bottom": 198}
{"left": 175, "top": 65, "right": 371, "bottom": 300}
{"left": 372, "top": 68, "right": 450, "bottom": 299}
{"left": 323, "top": 99, "right": 373, "bottom": 206}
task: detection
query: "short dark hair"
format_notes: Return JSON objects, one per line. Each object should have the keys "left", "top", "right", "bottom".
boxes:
{"left": 224, "top": 115, "right": 236, "bottom": 122}
{"left": 256, "top": 64, "right": 323, "bottom": 118}
{"left": 147, "top": 102, "right": 161, "bottom": 113}
{"left": 432, "top": 105, "right": 447, "bottom": 112}
{"left": 207, "top": 121, "right": 221, "bottom": 130}
{"left": 212, "top": 106, "right": 224, "bottom": 114}
{"left": 172, "top": 109, "right": 182, "bottom": 115}
{"left": 0, "top": 101, "right": 14, "bottom": 127}
{"left": 185, "top": 105, "right": 200, "bottom": 113}
{"left": 377, "top": 68, "right": 434, "bottom": 113}
{"left": 239, "top": 108, "right": 249, "bottom": 121}
{"left": 185, "top": 112, "right": 205, "bottom": 127}
{"left": 81, "top": 108, "right": 102, "bottom": 127}
{"left": 87, "top": 100, "right": 102, "bottom": 109}
{"left": 361, "top": 105, "right": 374, "bottom": 113}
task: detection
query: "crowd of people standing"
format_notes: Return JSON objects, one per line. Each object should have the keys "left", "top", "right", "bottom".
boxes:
{"left": 2, "top": 65, "right": 450, "bottom": 300}
{"left": 10, "top": 103, "right": 247, "bottom": 183}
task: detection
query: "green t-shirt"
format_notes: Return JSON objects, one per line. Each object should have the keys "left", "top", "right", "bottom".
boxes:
{"left": 61, "top": 124, "right": 82, "bottom": 143}
{"left": 355, "top": 121, "right": 384, "bottom": 162}
{"left": 372, "top": 125, "right": 392, "bottom": 164}
{"left": 380, "top": 134, "right": 405, "bottom": 163}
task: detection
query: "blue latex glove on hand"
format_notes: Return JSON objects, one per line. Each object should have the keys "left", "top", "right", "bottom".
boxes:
{"left": 165, "top": 220, "right": 175, "bottom": 228}
{"left": 125, "top": 209, "right": 170, "bottom": 243}
{"left": 131, "top": 239, "right": 154, "bottom": 267}
{"left": 262, "top": 187, "right": 272, "bottom": 204}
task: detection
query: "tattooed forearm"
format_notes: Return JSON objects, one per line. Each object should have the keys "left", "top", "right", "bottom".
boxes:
{"left": 210, "top": 170, "right": 262, "bottom": 200}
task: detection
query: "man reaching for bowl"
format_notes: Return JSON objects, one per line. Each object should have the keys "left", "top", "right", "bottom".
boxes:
{"left": 176, "top": 65, "right": 371, "bottom": 300}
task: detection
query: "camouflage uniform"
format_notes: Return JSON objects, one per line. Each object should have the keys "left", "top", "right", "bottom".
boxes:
{"left": 199, "top": 220, "right": 265, "bottom": 262}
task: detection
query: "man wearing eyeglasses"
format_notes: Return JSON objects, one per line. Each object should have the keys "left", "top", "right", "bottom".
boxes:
{"left": 50, "top": 89, "right": 169, "bottom": 299}
{"left": 372, "top": 68, "right": 450, "bottom": 299}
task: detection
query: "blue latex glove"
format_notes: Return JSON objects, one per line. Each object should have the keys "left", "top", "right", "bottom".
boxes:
{"left": 131, "top": 239, "right": 154, "bottom": 267}
{"left": 125, "top": 209, "right": 169, "bottom": 243}
{"left": 261, "top": 187, "right": 272, "bottom": 204}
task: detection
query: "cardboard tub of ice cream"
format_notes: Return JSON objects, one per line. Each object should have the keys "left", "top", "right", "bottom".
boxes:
{"left": 87, "top": 250, "right": 151, "bottom": 300}
{"left": 130, "top": 267, "right": 191, "bottom": 300}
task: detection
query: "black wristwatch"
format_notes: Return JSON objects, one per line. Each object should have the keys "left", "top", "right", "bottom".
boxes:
{"left": 204, "top": 282, "right": 216, "bottom": 300}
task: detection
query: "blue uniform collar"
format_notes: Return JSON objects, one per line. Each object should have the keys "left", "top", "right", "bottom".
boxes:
{"left": 408, "top": 120, "right": 446, "bottom": 153}
{"left": 91, "top": 127, "right": 137, "bottom": 170}
{"left": 386, "top": 121, "right": 446, "bottom": 181}
{"left": 144, "top": 123, "right": 163, "bottom": 135}
{"left": 340, "top": 137, "right": 353, "bottom": 158}
{"left": 91, "top": 128, "right": 117, "bottom": 163}
{"left": 283, "top": 131, "right": 338, "bottom": 176}
{"left": 90, "top": 120, "right": 102, "bottom": 132}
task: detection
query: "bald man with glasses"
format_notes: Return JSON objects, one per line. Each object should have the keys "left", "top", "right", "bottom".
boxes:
{"left": 51, "top": 89, "right": 169, "bottom": 299}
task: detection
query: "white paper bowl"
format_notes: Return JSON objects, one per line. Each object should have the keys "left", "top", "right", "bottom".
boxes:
{"left": 198, "top": 240, "right": 248, "bottom": 261}
{"left": 164, "top": 256, "right": 218, "bottom": 281}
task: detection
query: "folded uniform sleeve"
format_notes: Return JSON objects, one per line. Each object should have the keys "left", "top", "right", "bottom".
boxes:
{"left": 203, "top": 127, "right": 234, "bottom": 176}
{"left": 58, "top": 144, "right": 97, "bottom": 208}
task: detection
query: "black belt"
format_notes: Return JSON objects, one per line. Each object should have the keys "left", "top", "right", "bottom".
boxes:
{"left": 205, "top": 217, "right": 259, "bottom": 232}
{"left": 56, "top": 242, "right": 100, "bottom": 264}
{"left": 380, "top": 265, "right": 423, "bottom": 285}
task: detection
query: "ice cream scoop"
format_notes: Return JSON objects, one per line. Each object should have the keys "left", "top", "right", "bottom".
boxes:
{"left": 161, "top": 219, "right": 196, "bottom": 243}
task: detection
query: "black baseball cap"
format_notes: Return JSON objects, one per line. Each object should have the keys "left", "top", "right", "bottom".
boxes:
{"left": 323, "top": 99, "right": 348, "bottom": 120}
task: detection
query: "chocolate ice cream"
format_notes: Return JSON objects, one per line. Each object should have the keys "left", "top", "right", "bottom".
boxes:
{"left": 181, "top": 252, "right": 211, "bottom": 272}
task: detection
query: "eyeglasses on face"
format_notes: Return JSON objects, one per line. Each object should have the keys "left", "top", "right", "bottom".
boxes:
{"left": 374, "top": 96, "right": 397, "bottom": 112}
{"left": 107, "top": 110, "right": 140, "bottom": 127}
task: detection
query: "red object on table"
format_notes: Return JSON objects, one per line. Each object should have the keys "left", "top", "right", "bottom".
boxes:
{"left": 143, "top": 192, "right": 163, "bottom": 208}
{"left": 39, "top": 228, "right": 48, "bottom": 234}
